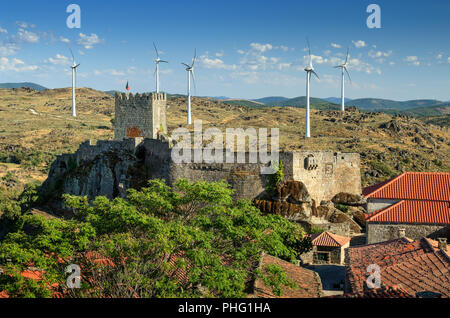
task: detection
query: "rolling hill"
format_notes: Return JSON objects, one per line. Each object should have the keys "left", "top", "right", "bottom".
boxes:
{"left": 323, "top": 97, "right": 352, "bottom": 104}
{"left": 252, "top": 96, "right": 290, "bottom": 105}
{"left": 347, "top": 98, "right": 446, "bottom": 111}
{"left": 0, "top": 87, "right": 448, "bottom": 193}
{"left": 0, "top": 82, "right": 48, "bottom": 91}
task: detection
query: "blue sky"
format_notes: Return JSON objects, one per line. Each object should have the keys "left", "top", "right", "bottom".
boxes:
{"left": 0, "top": 0, "right": 449, "bottom": 100}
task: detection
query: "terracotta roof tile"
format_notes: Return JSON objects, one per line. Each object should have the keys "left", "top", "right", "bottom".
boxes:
{"left": 252, "top": 254, "right": 322, "bottom": 298}
{"left": 330, "top": 285, "right": 415, "bottom": 298}
{"left": 310, "top": 231, "right": 351, "bottom": 247}
{"left": 362, "top": 172, "right": 450, "bottom": 201}
{"left": 366, "top": 200, "right": 450, "bottom": 224}
{"left": 345, "top": 237, "right": 450, "bottom": 297}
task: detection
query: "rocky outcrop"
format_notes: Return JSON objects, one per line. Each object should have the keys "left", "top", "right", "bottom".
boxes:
{"left": 40, "top": 139, "right": 149, "bottom": 212}
{"left": 253, "top": 180, "right": 312, "bottom": 221}
{"left": 253, "top": 181, "right": 363, "bottom": 234}
{"left": 332, "top": 192, "right": 366, "bottom": 206}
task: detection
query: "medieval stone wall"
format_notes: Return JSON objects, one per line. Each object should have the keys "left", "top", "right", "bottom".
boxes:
{"left": 114, "top": 92, "right": 167, "bottom": 140}
{"left": 366, "top": 223, "right": 450, "bottom": 244}
{"left": 291, "top": 151, "right": 361, "bottom": 205}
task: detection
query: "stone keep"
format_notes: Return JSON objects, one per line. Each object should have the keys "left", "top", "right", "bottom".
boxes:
{"left": 114, "top": 92, "right": 167, "bottom": 140}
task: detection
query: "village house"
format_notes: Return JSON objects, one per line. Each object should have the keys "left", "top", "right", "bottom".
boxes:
{"left": 344, "top": 234, "right": 450, "bottom": 298}
{"left": 362, "top": 172, "right": 450, "bottom": 244}
{"left": 300, "top": 231, "right": 350, "bottom": 265}
{"left": 251, "top": 253, "right": 323, "bottom": 298}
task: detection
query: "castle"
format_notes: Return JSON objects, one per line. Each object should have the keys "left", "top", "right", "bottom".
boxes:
{"left": 114, "top": 92, "right": 167, "bottom": 140}
{"left": 43, "top": 92, "right": 362, "bottom": 213}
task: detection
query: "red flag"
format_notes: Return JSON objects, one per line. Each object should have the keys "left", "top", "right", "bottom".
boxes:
{"left": 126, "top": 81, "right": 130, "bottom": 91}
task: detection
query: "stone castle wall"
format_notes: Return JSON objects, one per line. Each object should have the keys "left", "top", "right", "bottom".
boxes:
{"left": 366, "top": 222, "right": 450, "bottom": 244}
{"left": 43, "top": 137, "right": 363, "bottom": 206}
{"left": 114, "top": 92, "right": 167, "bottom": 141}
{"left": 290, "top": 151, "right": 361, "bottom": 205}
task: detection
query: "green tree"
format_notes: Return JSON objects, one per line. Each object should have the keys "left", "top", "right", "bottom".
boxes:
{"left": 0, "top": 178, "right": 308, "bottom": 298}
{"left": 265, "top": 161, "right": 284, "bottom": 197}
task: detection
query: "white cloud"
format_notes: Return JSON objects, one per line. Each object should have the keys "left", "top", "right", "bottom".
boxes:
{"left": 200, "top": 55, "right": 237, "bottom": 71}
{"left": 448, "top": 57, "right": 450, "bottom": 63}
{"left": 278, "top": 63, "right": 291, "bottom": 70}
{"left": 215, "top": 51, "right": 224, "bottom": 57}
{"left": 331, "top": 43, "right": 341, "bottom": 49}
{"left": 368, "top": 50, "right": 392, "bottom": 58}
{"left": 60, "top": 36, "right": 70, "bottom": 44}
{"left": 17, "top": 28, "right": 39, "bottom": 43}
{"left": 436, "top": 53, "right": 443, "bottom": 60}
{"left": 0, "top": 42, "right": 20, "bottom": 56}
{"left": 0, "top": 57, "right": 38, "bottom": 72}
{"left": 16, "top": 21, "right": 30, "bottom": 29}
{"left": 45, "top": 54, "right": 70, "bottom": 65}
{"left": 405, "top": 56, "right": 420, "bottom": 66}
{"left": 352, "top": 40, "right": 366, "bottom": 48}
{"left": 0, "top": 26, "right": 7, "bottom": 34}
{"left": 77, "top": 33, "right": 103, "bottom": 49}
{"left": 250, "top": 42, "right": 273, "bottom": 53}
{"left": 277, "top": 45, "right": 289, "bottom": 52}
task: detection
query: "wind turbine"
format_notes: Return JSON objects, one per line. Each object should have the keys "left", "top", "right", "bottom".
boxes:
{"left": 153, "top": 42, "right": 168, "bottom": 93}
{"left": 334, "top": 47, "right": 351, "bottom": 112}
{"left": 304, "top": 39, "right": 319, "bottom": 138}
{"left": 69, "top": 49, "right": 80, "bottom": 117}
{"left": 182, "top": 49, "right": 196, "bottom": 125}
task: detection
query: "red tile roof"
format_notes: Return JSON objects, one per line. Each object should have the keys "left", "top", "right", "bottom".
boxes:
{"left": 366, "top": 200, "right": 450, "bottom": 224}
{"left": 310, "top": 231, "right": 351, "bottom": 247}
{"left": 362, "top": 172, "right": 450, "bottom": 201}
{"left": 252, "top": 254, "right": 322, "bottom": 298}
{"left": 330, "top": 285, "right": 415, "bottom": 298}
{"left": 345, "top": 237, "right": 450, "bottom": 297}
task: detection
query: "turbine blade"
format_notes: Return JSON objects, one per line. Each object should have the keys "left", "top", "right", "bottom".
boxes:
{"left": 311, "top": 70, "right": 320, "bottom": 80}
{"left": 306, "top": 37, "right": 311, "bottom": 57}
{"left": 344, "top": 67, "right": 352, "bottom": 83}
{"left": 191, "top": 70, "right": 197, "bottom": 95}
{"left": 182, "top": 63, "right": 191, "bottom": 68}
{"left": 191, "top": 49, "right": 197, "bottom": 67}
{"left": 153, "top": 42, "right": 159, "bottom": 58}
{"left": 69, "top": 48, "right": 75, "bottom": 64}
{"left": 345, "top": 47, "right": 349, "bottom": 64}
{"left": 160, "top": 60, "right": 169, "bottom": 63}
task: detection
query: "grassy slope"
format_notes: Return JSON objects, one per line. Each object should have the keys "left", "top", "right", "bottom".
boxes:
{"left": 0, "top": 87, "right": 449, "bottom": 194}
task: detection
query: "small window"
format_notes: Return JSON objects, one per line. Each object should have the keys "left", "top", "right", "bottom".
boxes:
{"left": 317, "top": 252, "right": 329, "bottom": 262}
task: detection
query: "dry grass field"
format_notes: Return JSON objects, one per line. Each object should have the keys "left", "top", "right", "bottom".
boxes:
{"left": 0, "top": 87, "right": 448, "bottom": 197}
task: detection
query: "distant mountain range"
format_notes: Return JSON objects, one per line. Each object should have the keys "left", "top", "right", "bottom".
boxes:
{"left": 1, "top": 82, "right": 449, "bottom": 119}
{"left": 0, "top": 82, "right": 48, "bottom": 91}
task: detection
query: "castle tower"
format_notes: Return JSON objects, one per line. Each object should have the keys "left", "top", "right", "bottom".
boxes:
{"left": 114, "top": 92, "right": 167, "bottom": 140}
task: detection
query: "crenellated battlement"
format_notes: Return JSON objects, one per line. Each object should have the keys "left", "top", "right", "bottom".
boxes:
{"left": 114, "top": 91, "right": 167, "bottom": 140}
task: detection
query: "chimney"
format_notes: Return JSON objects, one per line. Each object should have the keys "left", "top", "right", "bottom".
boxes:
{"left": 437, "top": 238, "right": 447, "bottom": 251}
{"left": 398, "top": 228, "right": 406, "bottom": 239}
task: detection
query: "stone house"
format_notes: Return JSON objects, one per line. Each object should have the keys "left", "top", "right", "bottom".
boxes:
{"left": 362, "top": 172, "right": 450, "bottom": 244}
{"left": 300, "top": 231, "right": 350, "bottom": 265}
{"left": 251, "top": 253, "right": 323, "bottom": 298}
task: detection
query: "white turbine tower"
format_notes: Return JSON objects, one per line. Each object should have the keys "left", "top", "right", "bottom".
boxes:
{"left": 69, "top": 49, "right": 80, "bottom": 117}
{"left": 334, "top": 47, "right": 351, "bottom": 112}
{"left": 153, "top": 42, "right": 168, "bottom": 93}
{"left": 182, "top": 50, "right": 196, "bottom": 125}
{"left": 304, "top": 39, "right": 319, "bottom": 138}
